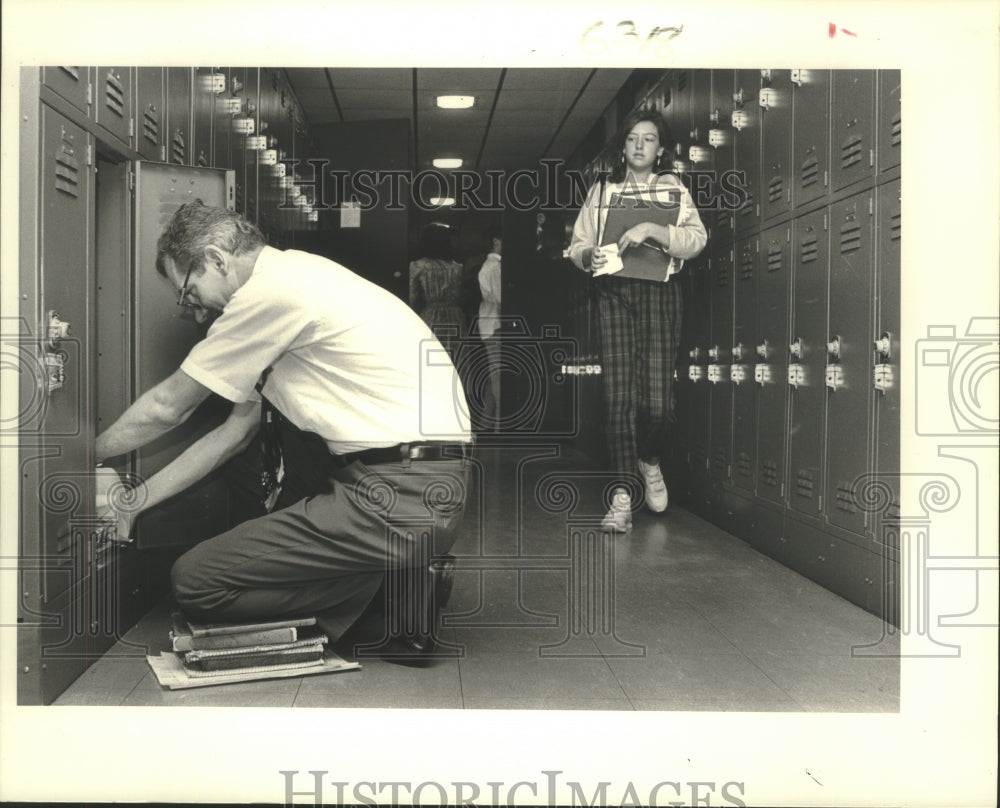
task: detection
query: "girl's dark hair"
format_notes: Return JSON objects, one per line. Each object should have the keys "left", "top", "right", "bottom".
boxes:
{"left": 417, "top": 223, "right": 454, "bottom": 261}
{"left": 609, "top": 109, "right": 672, "bottom": 183}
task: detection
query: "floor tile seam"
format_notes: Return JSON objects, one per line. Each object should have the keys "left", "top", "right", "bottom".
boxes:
{"left": 737, "top": 648, "right": 811, "bottom": 712}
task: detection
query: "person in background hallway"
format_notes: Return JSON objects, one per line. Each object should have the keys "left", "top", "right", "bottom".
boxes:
{"left": 568, "top": 109, "right": 707, "bottom": 533}
{"left": 476, "top": 227, "right": 503, "bottom": 430}
{"left": 409, "top": 223, "right": 465, "bottom": 359}
{"left": 95, "top": 201, "right": 471, "bottom": 654}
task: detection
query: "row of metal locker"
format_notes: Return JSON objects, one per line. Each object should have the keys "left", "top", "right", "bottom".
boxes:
{"left": 582, "top": 69, "right": 901, "bottom": 234}
{"left": 571, "top": 68, "right": 901, "bottom": 619}
{"left": 674, "top": 180, "right": 900, "bottom": 535}
{"left": 35, "top": 66, "right": 320, "bottom": 236}
{"left": 17, "top": 68, "right": 318, "bottom": 703}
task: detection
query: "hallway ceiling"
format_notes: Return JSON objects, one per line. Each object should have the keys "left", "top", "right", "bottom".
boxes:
{"left": 284, "top": 68, "right": 634, "bottom": 173}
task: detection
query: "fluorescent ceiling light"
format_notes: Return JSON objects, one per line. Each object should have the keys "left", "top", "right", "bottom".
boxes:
{"left": 432, "top": 158, "right": 464, "bottom": 169}
{"left": 429, "top": 197, "right": 455, "bottom": 207}
{"left": 436, "top": 95, "right": 475, "bottom": 109}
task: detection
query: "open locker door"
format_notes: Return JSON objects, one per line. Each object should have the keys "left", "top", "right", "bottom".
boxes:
{"left": 131, "top": 161, "right": 235, "bottom": 548}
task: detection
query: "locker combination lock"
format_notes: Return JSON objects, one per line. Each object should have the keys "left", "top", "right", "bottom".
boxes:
{"left": 825, "top": 364, "right": 845, "bottom": 391}
{"left": 874, "top": 364, "right": 895, "bottom": 394}
{"left": 708, "top": 129, "right": 729, "bottom": 148}
{"left": 43, "top": 311, "right": 71, "bottom": 395}
{"left": 707, "top": 365, "right": 727, "bottom": 384}
{"left": 689, "top": 145, "right": 711, "bottom": 164}
{"left": 787, "top": 364, "right": 805, "bottom": 388}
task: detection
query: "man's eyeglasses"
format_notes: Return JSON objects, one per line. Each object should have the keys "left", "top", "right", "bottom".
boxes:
{"left": 176, "top": 262, "right": 195, "bottom": 307}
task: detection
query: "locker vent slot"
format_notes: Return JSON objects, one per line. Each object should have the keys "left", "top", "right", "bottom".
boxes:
{"left": 767, "top": 243, "right": 783, "bottom": 272}
{"left": 661, "top": 87, "right": 671, "bottom": 108}
{"left": 739, "top": 191, "right": 755, "bottom": 219}
{"left": 890, "top": 113, "right": 901, "bottom": 147}
{"left": 835, "top": 482, "right": 858, "bottom": 513}
{"left": 840, "top": 134, "right": 863, "bottom": 169}
{"left": 717, "top": 266, "right": 730, "bottom": 287}
{"left": 761, "top": 460, "right": 779, "bottom": 488}
{"left": 740, "top": 250, "right": 754, "bottom": 280}
{"left": 712, "top": 449, "right": 728, "bottom": 473}
{"left": 839, "top": 221, "right": 862, "bottom": 254}
{"left": 889, "top": 211, "right": 901, "bottom": 242}
{"left": 142, "top": 106, "right": 160, "bottom": 146}
{"left": 736, "top": 452, "right": 752, "bottom": 479}
{"left": 677, "top": 71, "right": 689, "bottom": 92}
{"left": 171, "top": 130, "right": 186, "bottom": 164}
{"left": 801, "top": 156, "right": 820, "bottom": 188}
{"left": 795, "top": 469, "right": 815, "bottom": 499}
{"left": 104, "top": 71, "right": 126, "bottom": 119}
{"left": 54, "top": 143, "right": 80, "bottom": 198}
{"left": 714, "top": 210, "right": 732, "bottom": 233}
{"left": 60, "top": 66, "right": 81, "bottom": 81}
{"left": 768, "top": 176, "right": 784, "bottom": 204}
{"left": 801, "top": 235, "right": 819, "bottom": 264}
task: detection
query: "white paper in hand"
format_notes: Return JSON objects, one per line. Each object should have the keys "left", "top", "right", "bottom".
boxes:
{"left": 594, "top": 243, "right": 624, "bottom": 276}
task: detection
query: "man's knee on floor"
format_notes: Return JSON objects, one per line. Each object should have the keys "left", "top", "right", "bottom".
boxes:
{"left": 170, "top": 551, "right": 214, "bottom": 612}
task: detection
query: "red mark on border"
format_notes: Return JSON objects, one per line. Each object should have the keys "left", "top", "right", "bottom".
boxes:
{"left": 829, "top": 22, "right": 858, "bottom": 38}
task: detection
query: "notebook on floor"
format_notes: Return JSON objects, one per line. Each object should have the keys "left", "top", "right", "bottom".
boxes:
{"left": 147, "top": 649, "right": 360, "bottom": 690}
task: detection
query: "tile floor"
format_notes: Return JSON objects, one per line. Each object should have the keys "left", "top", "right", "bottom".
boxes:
{"left": 55, "top": 444, "right": 899, "bottom": 711}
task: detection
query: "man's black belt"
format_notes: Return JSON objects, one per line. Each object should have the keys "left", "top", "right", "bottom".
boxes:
{"left": 338, "top": 441, "right": 467, "bottom": 467}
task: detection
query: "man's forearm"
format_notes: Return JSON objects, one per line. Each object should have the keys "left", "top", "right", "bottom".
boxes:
{"left": 96, "top": 395, "right": 184, "bottom": 462}
{"left": 126, "top": 401, "right": 260, "bottom": 518}
{"left": 96, "top": 369, "right": 210, "bottom": 463}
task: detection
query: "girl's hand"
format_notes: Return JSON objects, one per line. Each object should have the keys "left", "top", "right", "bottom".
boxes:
{"left": 618, "top": 223, "right": 651, "bottom": 252}
{"left": 590, "top": 245, "right": 607, "bottom": 271}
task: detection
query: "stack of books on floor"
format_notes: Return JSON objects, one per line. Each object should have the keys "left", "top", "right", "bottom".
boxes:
{"left": 146, "top": 613, "right": 360, "bottom": 689}
{"left": 171, "top": 614, "right": 328, "bottom": 676}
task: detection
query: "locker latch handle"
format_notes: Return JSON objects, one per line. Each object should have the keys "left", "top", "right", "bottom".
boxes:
{"left": 827, "top": 335, "right": 842, "bottom": 361}
{"left": 708, "top": 345, "right": 721, "bottom": 361}
{"left": 46, "top": 310, "right": 71, "bottom": 350}
{"left": 732, "top": 342, "right": 746, "bottom": 362}
{"left": 756, "top": 339, "right": 770, "bottom": 360}
{"left": 873, "top": 331, "right": 892, "bottom": 360}
{"left": 789, "top": 338, "right": 803, "bottom": 360}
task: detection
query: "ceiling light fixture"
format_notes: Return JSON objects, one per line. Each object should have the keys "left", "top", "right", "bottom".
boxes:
{"left": 436, "top": 95, "right": 475, "bottom": 109}
{"left": 432, "top": 158, "right": 464, "bottom": 169}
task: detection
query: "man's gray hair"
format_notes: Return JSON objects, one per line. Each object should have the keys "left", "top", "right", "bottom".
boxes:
{"left": 155, "top": 200, "right": 265, "bottom": 278}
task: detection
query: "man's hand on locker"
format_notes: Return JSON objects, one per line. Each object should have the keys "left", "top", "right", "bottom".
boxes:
{"left": 94, "top": 466, "right": 137, "bottom": 544}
